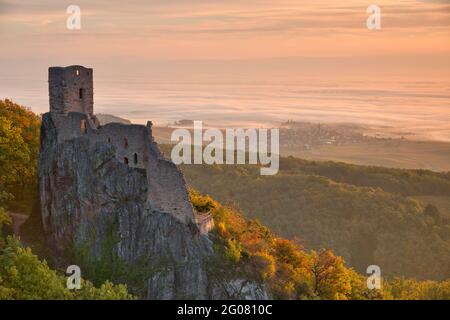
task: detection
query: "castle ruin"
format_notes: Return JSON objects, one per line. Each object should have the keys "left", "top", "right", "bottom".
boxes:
{"left": 47, "top": 65, "right": 210, "bottom": 228}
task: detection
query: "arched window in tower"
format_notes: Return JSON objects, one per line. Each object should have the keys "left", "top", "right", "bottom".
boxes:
{"left": 124, "top": 138, "right": 129, "bottom": 148}
{"left": 79, "top": 88, "right": 84, "bottom": 99}
{"left": 107, "top": 137, "right": 111, "bottom": 143}
{"left": 80, "top": 120, "right": 86, "bottom": 134}
{"left": 124, "top": 157, "right": 129, "bottom": 165}
{"left": 76, "top": 69, "right": 80, "bottom": 76}
{"left": 134, "top": 153, "right": 138, "bottom": 165}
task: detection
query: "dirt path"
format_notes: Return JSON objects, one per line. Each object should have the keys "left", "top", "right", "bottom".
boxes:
{"left": 7, "top": 212, "right": 29, "bottom": 237}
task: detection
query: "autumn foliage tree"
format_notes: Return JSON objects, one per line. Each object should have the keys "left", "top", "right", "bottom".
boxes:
{"left": 191, "top": 189, "right": 450, "bottom": 300}
{"left": 190, "top": 189, "right": 358, "bottom": 300}
{"left": 309, "top": 249, "right": 352, "bottom": 299}
{"left": 0, "top": 99, "right": 41, "bottom": 213}
{"left": 0, "top": 205, "right": 134, "bottom": 299}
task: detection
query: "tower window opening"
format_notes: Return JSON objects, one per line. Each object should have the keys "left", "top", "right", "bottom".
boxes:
{"left": 76, "top": 70, "right": 80, "bottom": 76}
{"left": 124, "top": 157, "right": 129, "bottom": 165}
{"left": 134, "top": 153, "right": 138, "bottom": 165}
{"left": 107, "top": 137, "right": 111, "bottom": 143}
{"left": 79, "top": 88, "right": 84, "bottom": 99}
{"left": 124, "top": 138, "right": 129, "bottom": 148}
{"left": 80, "top": 120, "right": 86, "bottom": 134}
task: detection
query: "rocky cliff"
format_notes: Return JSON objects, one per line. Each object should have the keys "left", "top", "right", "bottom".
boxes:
{"left": 38, "top": 113, "right": 267, "bottom": 299}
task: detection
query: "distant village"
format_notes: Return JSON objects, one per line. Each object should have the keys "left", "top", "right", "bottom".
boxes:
{"left": 279, "top": 120, "right": 373, "bottom": 150}
{"left": 101, "top": 115, "right": 408, "bottom": 152}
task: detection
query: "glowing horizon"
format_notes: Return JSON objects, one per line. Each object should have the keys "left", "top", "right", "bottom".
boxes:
{"left": 0, "top": 0, "right": 449, "bottom": 141}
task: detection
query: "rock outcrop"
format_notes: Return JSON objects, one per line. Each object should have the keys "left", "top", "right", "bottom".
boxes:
{"left": 39, "top": 113, "right": 267, "bottom": 299}
{"left": 39, "top": 65, "right": 268, "bottom": 299}
{"left": 39, "top": 113, "right": 211, "bottom": 298}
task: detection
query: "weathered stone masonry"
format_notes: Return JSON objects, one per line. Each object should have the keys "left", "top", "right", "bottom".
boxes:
{"left": 47, "top": 65, "right": 195, "bottom": 225}
{"left": 39, "top": 65, "right": 266, "bottom": 299}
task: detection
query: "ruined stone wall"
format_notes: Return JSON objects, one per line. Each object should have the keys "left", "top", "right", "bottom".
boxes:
{"left": 49, "top": 66, "right": 93, "bottom": 115}
{"left": 145, "top": 141, "right": 195, "bottom": 224}
{"left": 48, "top": 64, "right": 194, "bottom": 225}
{"left": 38, "top": 113, "right": 212, "bottom": 299}
{"left": 90, "top": 121, "right": 195, "bottom": 223}
{"left": 51, "top": 112, "right": 91, "bottom": 143}
{"left": 40, "top": 65, "right": 269, "bottom": 299}
{"left": 195, "top": 213, "right": 215, "bottom": 235}
{"left": 39, "top": 108, "right": 267, "bottom": 301}
{"left": 50, "top": 111, "right": 147, "bottom": 169}
{"left": 50, "top": 111, "right": 194, "bottom": 224}
{"left": 90, "top": 123, "right": 148, "bottom": 169}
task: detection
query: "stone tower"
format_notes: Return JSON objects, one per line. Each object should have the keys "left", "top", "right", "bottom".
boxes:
{"left": 45, "top": 65, "right": 201, "bottom": 227}
{"left": 49, "top": 65, "right": 94, "bottom": 115}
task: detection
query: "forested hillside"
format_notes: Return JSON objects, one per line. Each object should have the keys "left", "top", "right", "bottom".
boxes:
{"left": 1, "top": 99, "right": 449, "bottom": 299}
{"left": 281, "top": 158, "right": 450, "bottom": 197}
{"left": 178, "top": 157, "right": 450, "bottom": 281}
{"left": 191, "top": 189, "right": 450, "bottom": 299}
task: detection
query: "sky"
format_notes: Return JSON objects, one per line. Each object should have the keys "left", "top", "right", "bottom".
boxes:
{"left": 0, "top": 0, "right": 449, "bottom": 137}
{"left": 1, "top": 0, "right": 449, "bottom": 76}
